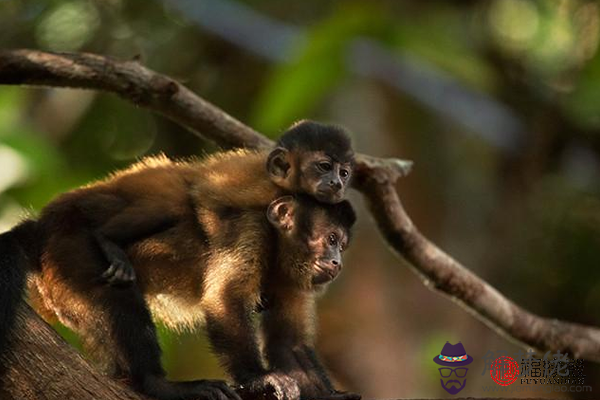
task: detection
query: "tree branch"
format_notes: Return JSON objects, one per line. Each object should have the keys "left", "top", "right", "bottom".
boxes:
{"left": 0, "top": 50, "right": 598, "bottom": 380}
{"left": 0, "top": 304, "right": 146, "bottom": 400}
{"left": 353, "top": 174, "right": 600, "bottom": 361}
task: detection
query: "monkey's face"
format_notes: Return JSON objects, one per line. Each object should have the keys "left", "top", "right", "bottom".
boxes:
{"left": 306, "top": 219, "right": 349, "bottom": 286}
{"left": 298, "top": 152, "right": 353, "bottom": 204}
{"left": 267, "top": 148, "right": 353, "bottom": 204}
{"left": 267, "top": 196, "right": 355, "bottom": 289}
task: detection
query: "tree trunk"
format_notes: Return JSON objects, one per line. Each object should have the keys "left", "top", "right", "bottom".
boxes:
{"left": 0, "top": 304, "right": 145, "bottom": 400}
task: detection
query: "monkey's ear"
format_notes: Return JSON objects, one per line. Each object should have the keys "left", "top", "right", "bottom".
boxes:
{"left": 267, "top": 147, "right": 291, "bottom": 179}
{"left": 267, "top": 196, "right": 296, "bottom": 231}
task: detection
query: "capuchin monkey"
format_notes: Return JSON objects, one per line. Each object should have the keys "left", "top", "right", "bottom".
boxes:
{"left": 99, "top": 120, "right": 354, "bottom": 285}
{"left": 0, "top": 121, "right": 359, "bottom": 400}
{"left": 0, "top": 195, "right": 358, "bottom": 400}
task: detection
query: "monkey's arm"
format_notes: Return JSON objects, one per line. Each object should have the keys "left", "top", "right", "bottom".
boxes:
{"left": 200, "top": 228, "right": 300, "bottom": 400}
{"left": 204, "top": 296, "right": 300, "bottom": 400}
{"left": 262, "top": 291, "right": 360, "bottom": 400}
{"left": 192, "top": 149, "right": 286, "bottom": 209}
{"left": 194, "top": 176, "right": 281, "bottom": 210}
{"left": 204, "top": 298, "right": 266, "bottom": 382}
{"left": 96, "top": 198, "right": 180, "bottom": 243}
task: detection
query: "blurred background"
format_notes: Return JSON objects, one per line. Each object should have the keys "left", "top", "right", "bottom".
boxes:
{"left": 1, "top": 0, "right": 599, "bottom": 398}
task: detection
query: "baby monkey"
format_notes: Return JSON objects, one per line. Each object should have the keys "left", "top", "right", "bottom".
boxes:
{"left": 1, "top": 195, "right": 359, "bottom": 400}
{"left": 99, "top": 120, "right": 355, "bottom": 285}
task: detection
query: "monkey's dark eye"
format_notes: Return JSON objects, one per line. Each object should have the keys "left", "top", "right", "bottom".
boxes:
{"left": 318, "top": 162, "right": 332, "bottom": 172}
{"left": 328, "top": 233, "right": 337, "bottom": 246}
{"left": 340, "top": 169, "right": 349, "bottom": 179}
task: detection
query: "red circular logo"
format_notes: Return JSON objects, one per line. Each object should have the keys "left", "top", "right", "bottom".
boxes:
{"left": 490, "top": 356, "right": 519, "bottom": 386}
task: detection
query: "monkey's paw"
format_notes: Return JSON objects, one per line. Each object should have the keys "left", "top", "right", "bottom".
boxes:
{"left": 102, "top": 259, "right": 136, "bottom": 286}
{"left": 239, "top": 372, "right": 301, "bottom": 400}
{"left": 310, "top": 390, "right": 361, "bottom": 400}
{"left": 189, "top": 379, "right": 243, "bottom": 400}
{"left": 143, "top": 376, "right": 242, "bottom": 400}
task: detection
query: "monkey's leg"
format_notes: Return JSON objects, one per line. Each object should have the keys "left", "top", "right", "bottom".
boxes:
{"left": 42, "top": 235, "right": 240, "bottom": 400}
{"left": 262, "top": 291, "right": 360, "bottom": 400}
{"left": 101, "top": 289, "right": 242, "bottom": 400}
{"left": 93, "top": 202, "right": 179, "bottom": 285}
{"left": 57, "top": 283, "right": 241, "bottom": 400}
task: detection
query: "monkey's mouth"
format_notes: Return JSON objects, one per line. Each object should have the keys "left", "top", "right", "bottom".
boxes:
{"left": 312, "top": 262, "right": 338, "bottom": 284}
{"left": 315, "top": 190, "right": 343, "bottom": 204}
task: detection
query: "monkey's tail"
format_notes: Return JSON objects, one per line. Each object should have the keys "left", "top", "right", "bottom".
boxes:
{"left": 0, "top": 219, "right": 39, "bottom": 355}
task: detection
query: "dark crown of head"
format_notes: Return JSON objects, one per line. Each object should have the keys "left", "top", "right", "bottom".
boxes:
{"left": 278, "top": 120, "right": 353, "bottom": 163}
{"left": 294, "top": 193, "right": 356, "bottom": 231}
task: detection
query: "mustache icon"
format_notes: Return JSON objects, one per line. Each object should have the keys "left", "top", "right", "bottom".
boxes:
{"left": 443, "top": 379, "right": 461, "bottom": 387}
{"left": 440, "top": 378, "right": 466, "bottom": 395}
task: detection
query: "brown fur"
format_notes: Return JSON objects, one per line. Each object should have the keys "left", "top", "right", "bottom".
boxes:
{"left": 19, "top": 150, "right": 355, "bottom": 400}
{"left": 1, "top": 121, "right": 358, "bottom": 400}
{"left": 194, "top": 149, "right": 283, "bottom": 207}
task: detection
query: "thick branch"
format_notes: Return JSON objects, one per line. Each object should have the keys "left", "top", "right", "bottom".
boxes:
{"left": 0, "top": 304, "right": 146, "bottom": 400}
{"left": 0, "top": 50, "right": 598, "bottom": 371}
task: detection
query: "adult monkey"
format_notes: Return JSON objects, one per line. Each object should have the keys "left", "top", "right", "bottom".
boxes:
{"left": 0, "top": 121, "right": 358, "bottom": 400}
{"left": 0, "top": 195, "right": 358, "bottom": 400}
{"left": 98, "top": 120, "right": 354, "bottom": 284}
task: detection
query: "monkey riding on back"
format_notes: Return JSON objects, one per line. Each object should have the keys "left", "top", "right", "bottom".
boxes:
{"left": 0, "top": 120, "right": 361, "bottom": 400}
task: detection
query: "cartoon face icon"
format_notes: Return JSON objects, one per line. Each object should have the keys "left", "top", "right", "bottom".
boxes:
{"left": 438, "top": 366, "right": 468, "bottom": 394}
{"left": 433, "top": 342, "right": 473, "bottom": 395}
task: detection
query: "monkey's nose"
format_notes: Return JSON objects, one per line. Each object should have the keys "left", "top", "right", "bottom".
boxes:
{"left": 329, "top": 180, "right": 342, "bottom": 192}
{"left": 330, "top": 259, "right": 342, "bottom": 271}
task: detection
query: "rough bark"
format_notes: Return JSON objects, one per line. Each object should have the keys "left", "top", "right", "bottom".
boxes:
{"left": 0, "top": 49, "right": 598, "bottom": 399}
{"left": 0, "top": 305, "right": 146, "bottom": 400}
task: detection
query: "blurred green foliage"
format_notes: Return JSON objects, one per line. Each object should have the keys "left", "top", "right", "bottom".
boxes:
{"left": 252, "top": 4, "right": 392, "bottom": 133}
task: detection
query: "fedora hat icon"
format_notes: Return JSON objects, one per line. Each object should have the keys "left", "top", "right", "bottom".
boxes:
{"left": 433, "top": 342, "right": 473, "bottom": 366}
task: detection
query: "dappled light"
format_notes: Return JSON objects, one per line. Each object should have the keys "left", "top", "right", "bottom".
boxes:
{"left": 36, "top": 2, "right": 100, "bottom": 51}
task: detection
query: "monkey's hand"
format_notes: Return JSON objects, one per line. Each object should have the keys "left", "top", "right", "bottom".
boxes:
{"left": 185, "top": 379, "right": 243, "bottom": 400}
{"left": 310, "top": 390, "right": 361, "bottom": 400}
{"left": 294, "top": 380, "right": 361, "bottom": 400}
{"left": 101, "top": 257, "right": 136, "bottom": 286}
{"left": 142, "top": 376, "right": 242, "bottom": 400}
{"left": 287, "top": 371, "right": 361, "bottom": 400}
{"left": 238, "top": 372, "right": 301, "bottom": 400}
